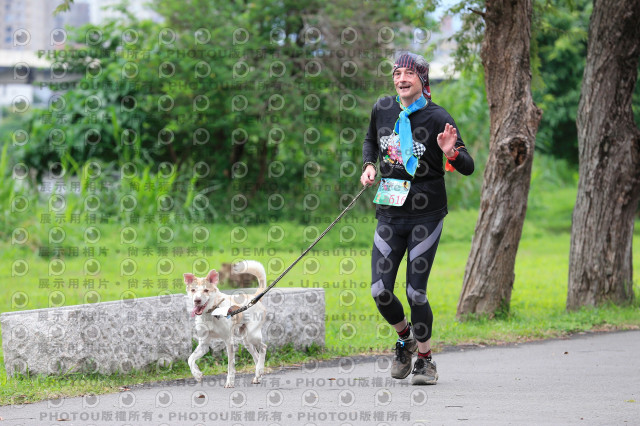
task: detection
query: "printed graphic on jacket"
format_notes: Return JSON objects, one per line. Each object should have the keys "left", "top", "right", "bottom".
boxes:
{"left": 380, "top": 134, "right": 426, "bottom": 170}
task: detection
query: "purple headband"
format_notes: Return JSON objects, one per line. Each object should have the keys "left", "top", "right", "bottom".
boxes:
{"left": 393, "top": 52, "right": 431, "bottom": 100}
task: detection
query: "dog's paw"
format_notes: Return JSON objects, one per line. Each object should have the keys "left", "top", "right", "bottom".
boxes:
{"left": 251, "top": 377, "right": 261, "bottom": 384}
{"left": 193, "top": 371, "right": 203, "bottom": 383}
{"left": 224, "top": 381, "right": 235, "bottom": 388}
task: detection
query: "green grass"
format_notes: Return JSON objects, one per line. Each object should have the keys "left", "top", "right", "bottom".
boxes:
{"left": 1, "top": 165, "right": 640, "bottom": 405}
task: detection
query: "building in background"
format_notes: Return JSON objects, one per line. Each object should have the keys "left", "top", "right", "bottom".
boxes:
{"left": 0, "top": 0, "right": 56, "bottom": 52}
{"left": 0, "top": 0, "right": 91, "bottom": 52}
{"left": 0, "top": 0, "right": 90, "bottom": 108}
{"left": 85, "top": 0, "right": 161, "bottom": 25}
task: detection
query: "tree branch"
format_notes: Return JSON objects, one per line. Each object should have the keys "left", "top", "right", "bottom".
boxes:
{"left": 468, "top": 8, "right": 486, "bottom": 18}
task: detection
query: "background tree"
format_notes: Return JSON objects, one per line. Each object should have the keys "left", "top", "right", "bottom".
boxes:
{"left": 20, "top": 0, "right": 427, "bottom": 221}
{"left": 567, "top": 0, "right": 640, "bottom": 309}
{"left": 456, "top": 0, "right": 542, "bottom": 318}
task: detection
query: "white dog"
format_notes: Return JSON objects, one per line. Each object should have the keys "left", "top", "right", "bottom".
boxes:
{"left": 184, "top": 260, "right": 267, "bottom": 388}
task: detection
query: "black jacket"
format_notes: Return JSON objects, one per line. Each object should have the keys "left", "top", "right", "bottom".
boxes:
{"left": 362, "top": 96, "right": 475, "bottom": 223}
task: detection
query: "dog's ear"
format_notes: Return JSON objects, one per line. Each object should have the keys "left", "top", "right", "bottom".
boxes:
{"left": 206, "top": 269, "right": 219, "bottom": 285}
{"left": 184, "top": 273, "right": 195, "bottom": 284}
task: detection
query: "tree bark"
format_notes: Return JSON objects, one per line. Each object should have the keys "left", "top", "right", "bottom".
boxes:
{"left": 457, "top": 0, "right": 542, "bottom": 318}
{"left": 567, "top": 0, "right": 640, "bottom": 309}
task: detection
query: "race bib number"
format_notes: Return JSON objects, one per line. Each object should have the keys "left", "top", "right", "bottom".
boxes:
{"left": 373, "top": 178, "right": 410, "bottom": 206}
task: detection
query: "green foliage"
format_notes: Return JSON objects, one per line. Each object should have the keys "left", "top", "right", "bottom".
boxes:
{"left": 0, "top": 143, "right": 38, "bottom": 238}
{"left": 436, "top": 68, "right": 490, "bottom": 209}
{"left": 532, "top": 0, "right": 640, "bottom": 162}
{"left": 532, "top": 0, "right": 592, "bottom": 163}
{"left": 15, "top": 0, "right": 438, "bottom": 222}
{"left": 430, "top": 0, "right": 640, "bottom": 168}
{"left": 0, "top": 144, "right": 14, "bottom": 215}
{"left": 445, "top": 0, "right": 486, "bottom": 72}
{"left": 53, "top": 0, "right": 73, "bottom": 15}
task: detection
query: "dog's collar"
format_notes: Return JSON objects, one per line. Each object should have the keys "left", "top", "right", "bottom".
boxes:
{"left": 205, "top": 299, "right": 223, "bottom": 314}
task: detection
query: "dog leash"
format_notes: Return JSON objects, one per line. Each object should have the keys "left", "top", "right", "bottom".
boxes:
{"left": 227, "top": 184, "right": 371, "bottom": 318}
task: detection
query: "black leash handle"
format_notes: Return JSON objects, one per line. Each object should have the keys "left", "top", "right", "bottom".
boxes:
{"left": 227, "top": 184, "right": 371, "bottom": 318}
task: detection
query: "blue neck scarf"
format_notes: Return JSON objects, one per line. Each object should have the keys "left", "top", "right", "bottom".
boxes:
{"left": 394, "top": 95, "right": 427, "bottom": 177}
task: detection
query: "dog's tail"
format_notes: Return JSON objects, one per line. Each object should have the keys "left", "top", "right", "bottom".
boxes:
{"left": 233, "top": 260, "right": 267, "bottom": 296}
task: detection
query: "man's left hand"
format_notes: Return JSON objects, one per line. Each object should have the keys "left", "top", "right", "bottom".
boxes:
{"left": 437, "top": 123, "right": 457, "bottom": 157}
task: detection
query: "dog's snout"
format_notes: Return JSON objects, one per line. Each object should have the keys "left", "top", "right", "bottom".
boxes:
{"left": 194, "top": 298, "right": 202, "bottom": 305}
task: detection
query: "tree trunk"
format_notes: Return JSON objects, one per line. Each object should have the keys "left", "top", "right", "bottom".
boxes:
{"left": 457, "top": 0, "right": 542, "bottom": 318}
{"left": 567, "top": 0, "right": 640, "bottom": 309}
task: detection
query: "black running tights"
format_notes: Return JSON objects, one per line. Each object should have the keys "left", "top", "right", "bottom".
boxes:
{"left": 370, "top": 219, "right": 443, "bottom": 342}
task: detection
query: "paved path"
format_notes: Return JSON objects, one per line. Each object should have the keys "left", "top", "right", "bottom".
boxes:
{"left": 1, "top": 330, "right": 638, "bottom": 425}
